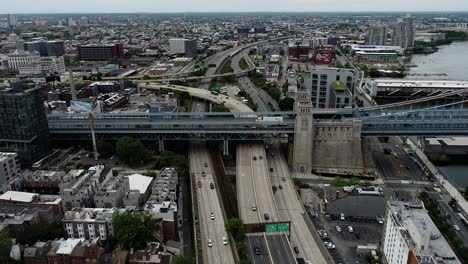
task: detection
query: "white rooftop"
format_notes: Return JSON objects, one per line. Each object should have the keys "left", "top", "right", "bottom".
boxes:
{"left": 0, "top": 191, "right": 37, "bottom": 203}
{"left": 127, "top": 174, "right": 154, "bottom": 194}
{"left": 373, "top": 79, "right": 468, "bottom": 89}
{"left": 55, "top": 238, "right": 82, "bottom": 255}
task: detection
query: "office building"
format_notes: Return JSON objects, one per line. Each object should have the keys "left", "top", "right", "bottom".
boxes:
{"left": 304, "top": 68, "right": 355, "bottom": 108}
{"left": 382, "top": 200, "right": 460, "bottom": 264}
{"left": 0, "top": 153, "right": 20, "bottom": 193}
{"left": 8, "top": 14, "right": 18, "bottom": 28}
{"left": 24, "top": 41, "right": 65, "bottom": 57}
{"left": 0, "top": 85, "right": 50, "bottom": 166}
{"left": 77, "top": 43, "right": 124, "bottom": 61}
{"left": 367, "top": 25, "right": 388, "bottom": 46}
{"left": 169, "top": 38, "right": 197, "bottom": 58}
{"left": 392, "top": 15, "right": 415, "bottom": 49}
{"left": 40, "top": 56, "right": 66, "bottom": 75}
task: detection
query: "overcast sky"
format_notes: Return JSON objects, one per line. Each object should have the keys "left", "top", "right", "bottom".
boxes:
{"left": 3, "top": 0, "right": 468, "bottom": 13}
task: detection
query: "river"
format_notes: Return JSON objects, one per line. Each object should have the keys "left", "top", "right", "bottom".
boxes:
{"left": 407, "top": 41, "right": 468, "bottom": 81}
{"left": 408, "top": 41, "right": 468, "bottom": 188}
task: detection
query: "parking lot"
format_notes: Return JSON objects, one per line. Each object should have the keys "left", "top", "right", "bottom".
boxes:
{"left": 313, "top": 216, "right": 383, "bottom": 264}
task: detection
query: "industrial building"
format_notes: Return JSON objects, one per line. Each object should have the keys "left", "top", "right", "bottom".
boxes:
{"left": 0, "top": 84, "right": 50, "bottom": 166}
{"left": 77, "top": 43, "right": 124, "bottom": 61}
{"left": 382, "top": 200, "right": 460, "bottom": 264}
{"left": 364, "top": 79, "right": 468, "bottom": 98}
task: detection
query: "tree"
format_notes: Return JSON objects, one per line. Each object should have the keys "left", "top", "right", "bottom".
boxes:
{"left": 16, "top": 223, "right": 65, "bottom": 245}
{"left": 113, "top": 210, "right": 155, "bottom": 250}
{"left": 279, "top": 98, "right": 295, "bottom": 111}
{"left": 0, "top": 229, "right": 12, "bottom": 259}
{"left": 225, "top": 218, "right": 244, "bottom": 241}
{"left": 97, "top": 141, "right": 115, "bottom": 158}
{"left": 116, "top": 137, "right": 152, "bottom": 166}
{"left": 211, "top": 104, "right": 230, "bottom": 112}
{"left": 464, "top": 186, "right": 468, "bottom": 199}
{"left": 172, "top": 256, "right": 188, "bottom": 264}
{"left": 449, "top": 197, "right": 458, "bottom": 211}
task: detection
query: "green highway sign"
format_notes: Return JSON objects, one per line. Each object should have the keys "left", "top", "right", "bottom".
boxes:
{"left": 266, "top": 224, "right": 278, "bottom": 233}
{"left": 278, "top": 223, "right": 290, "bottom": 232}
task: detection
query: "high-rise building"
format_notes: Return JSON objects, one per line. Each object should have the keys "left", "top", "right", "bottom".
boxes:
{"left": 0, "top": 84, "right": 50, "bottom": 166}
{"left": 392, "top": 14, "right": 415, "bottom": 49}
{"left": 8, "top": 14, "right": 18, "bottom": 28}
{"left": 382, "top": 200, "right": 460, "bottom": 264}
{"left": 24, "top": 40, "right": 65, "bottom": 57}
{"left": 169, "top": 39, "right": 197, "bottom": 58}
{"left": 367, "top": 25, "right": 387, "bottom": 46}
{"left": 77, "top": 43, "right": 124, "bottom": 61}
{"left": 304, "top": 68, "right": 355, "bottom": 108}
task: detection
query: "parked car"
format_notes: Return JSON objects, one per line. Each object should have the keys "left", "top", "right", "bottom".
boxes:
{"left": 336, "top": 226, "right": 342, "bottom": 232}
{"left": 454, "top": 224, "right": 461, "bottom": 231}
{"left": 324, "top": 241, "right": 336, "bottom": 249}
{"left": 348, "top": 226, "right": 354, "bottom": 233}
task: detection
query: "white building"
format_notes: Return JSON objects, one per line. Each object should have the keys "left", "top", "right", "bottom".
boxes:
{"left": 0, "top": 153, "right": 20, "bottom": 193}
{"left": 40, "top": 56, "right": 66, "bottom": 75}
{"left": 365, "top": 79, "right": 468, "bottom": 98}
{"left": 62, "top": 207, "right": 118, "bottom": 240}
{"left": 7, "top": 50, "right": 40, "bottom": 70}
{"left": 383, "top": 200, "right": 460, "bottom": 264}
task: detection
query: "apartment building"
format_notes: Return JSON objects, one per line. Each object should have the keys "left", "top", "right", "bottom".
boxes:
{"left": 62, "top": 207, "right": 118, "bottom": 240}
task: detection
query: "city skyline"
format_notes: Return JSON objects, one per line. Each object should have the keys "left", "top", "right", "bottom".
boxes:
{"left": 2, "top": 0, "right": 468, "bottom": 13}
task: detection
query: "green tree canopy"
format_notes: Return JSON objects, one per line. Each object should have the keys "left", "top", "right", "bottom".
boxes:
{"left": 279, "top": 98, "right": 295, "bottom": 111}
{"left": 225, "top": 218, "right": 245, "bottom": 241}
{"left": 116, "top": 137, "right": 152, "bottom": 166}
{"left": 113, "top": 210, "right": 155, "bottom": 250}
{"left": 0, "top": 229, "right": 12, "bottom": 258}
{"left": 16, "top": 223, "right": 65, "bottom": 245}
{"left": 97, "top": 141, "right": 115, "bottom": 158}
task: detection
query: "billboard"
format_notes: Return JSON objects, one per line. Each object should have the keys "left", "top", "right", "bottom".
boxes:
{"left": 70, "top": 100, "right": 92, "bottom": 113}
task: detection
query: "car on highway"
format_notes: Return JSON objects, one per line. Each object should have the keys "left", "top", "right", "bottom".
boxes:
{"left": 252, "top": 204, "right": 257, "bottom": 211}
{"left": 259, "top": 155, "right": 263, "bottom": 160}
{"left": 253, "top": 156, "right": 257, "bottom": 161}
{"left": 282, "top": 177, "right": 286, "bottom": 181}
{"left": 208, "top": 239, "right": 213, "bottom": 247}
{"left": 340, "top": 213, "right": 345, "bottom": 221}
{"left": 254, "top": 246, "right": 261, "bottom": 255}
{"left": 293, "top": 246, "right": 300, "bottom": 253}
{"left": 324, "top": 241, "right": 336, "bottom": 249}
{"left": 204, "top": 162, "right": 208, "bottom": 167}
{"left": 348, "top": 226, "right": 354, "bottom": 233}
{"left": 223, "top": 237, "right": 228, "bottom": 245}
{"left": 336, "top": 226, "right": 342, "bottom": 232}
{"left": 269, "top": 168, "right": 274, "bottom": 172}
{"left": 278, "top": 184, "right": 283, "bottom": 189}
{"left": 271, "top": 152, "right": 275, "bottom": 157}
{"left": 202, "top": 171, "right": 206, "bottom": 177}
{"left": 198, "top": 181, "right": 202, "bottom": 188}
{"left": 264, "top": 213, "right": 270, "bottom": 220}
{"left": 210, "top": 183, "right": 215, "bottom": 189}
{"left": 454, "top": 224, "right": 461, "bottom": 231}
{"left": 210, "top": 213, "right": 215, "bottom": 220}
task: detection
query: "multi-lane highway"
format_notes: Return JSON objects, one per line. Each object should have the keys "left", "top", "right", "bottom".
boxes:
{"left": 190, "top": 143, "right": 235, "bottom": 264}
{"left": 267, "top": 142, "right": 330, "bottom": 264}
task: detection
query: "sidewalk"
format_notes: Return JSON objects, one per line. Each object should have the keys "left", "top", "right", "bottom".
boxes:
{"left": 406, "top": 139, "right": 468, "bottom": 215}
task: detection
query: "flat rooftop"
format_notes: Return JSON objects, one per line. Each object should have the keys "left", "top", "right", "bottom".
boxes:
{"left": 373, "top": 79, "right": 468, "bottom": 89}
{"left": 425, "top": 137, "right": 468, "bottom": 146}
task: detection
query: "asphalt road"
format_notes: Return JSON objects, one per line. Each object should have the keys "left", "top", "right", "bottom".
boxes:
{"left": 247, "top": 235, "right": 272, "bottom": 264}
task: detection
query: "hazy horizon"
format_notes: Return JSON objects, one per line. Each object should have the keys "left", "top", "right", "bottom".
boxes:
{"left": 2, "top": 0, "right": 468, "bottom": 14}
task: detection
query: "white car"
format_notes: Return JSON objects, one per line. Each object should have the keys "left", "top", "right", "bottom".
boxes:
{"left": 454, "top": 224, "right": 461, "bottom": 231}
{"left": 210, "top": 213, "right": 215, "bottom": 220}
{"left": 223, "top": 237, "right": 228, "bottom": 245}
{"left": 336, "top": 226, "right": 342, "bottom": 232}
{"left": 208, "top": 239, "right": 213, "bottom": 247}
{"left": 340, "top": 213, "right": 345, "bottom": 221}
{"left": 252, "top": 204, "right": 257, "bottom": 211}
{"left": 348, "top": 226, "right": 354, "bottom": 233}
{"left": 324, "top": 241, "right": 336, "bottom": 249}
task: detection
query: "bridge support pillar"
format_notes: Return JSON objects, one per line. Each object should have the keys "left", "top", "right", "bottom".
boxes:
{"left": 223, "top": 139, "right": 229, "bottom": 156}
{"left": 292, "top": 102, "right": 314, "bottom": 173}
{"left": 159, "top": 139, "right": 165, "bottom": 152}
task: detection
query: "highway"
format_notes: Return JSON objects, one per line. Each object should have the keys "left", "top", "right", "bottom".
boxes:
{"left": 267, "top": 142, "right": 330, "bottom": 264}
{"left": 231, "top": 51, "right": 279, "bottom": 111}
{"left": 190, "top": 143, "right": 235, "bottom": 264}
